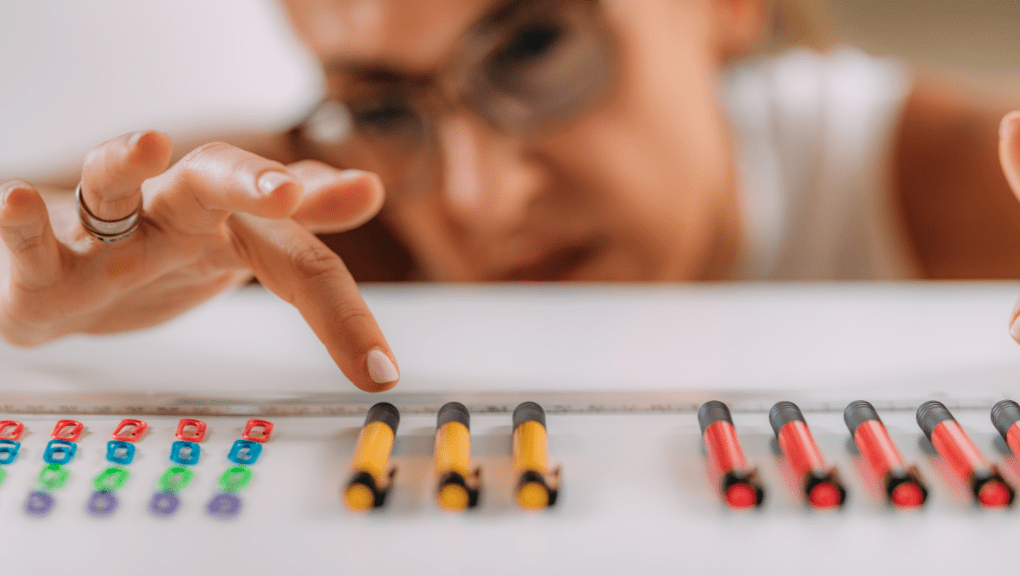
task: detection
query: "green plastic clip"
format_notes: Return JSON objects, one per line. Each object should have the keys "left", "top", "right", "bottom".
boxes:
{"left": 93, "top": 466, "right": 131, "bottom": 492}
{"left": 158, "top": 465, "right": 195, "bottom": 493}
{"left": 217, "top": 466, "right": 253, "bottom": 492}
{"left": 37, "top": 463, "right": 70, "bottom": 490}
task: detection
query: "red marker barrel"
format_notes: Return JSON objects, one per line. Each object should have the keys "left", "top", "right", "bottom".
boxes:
{"left": 769, "top": 401, "right": 846, "bottom": 508}
{"left": 991, "top": 400, "right": 1020, "bottom": 457}
{"left": 844, "top": 400, "right": 927, "bottom": 508}
{"left": 697, "top": 401, "right": 765, "bottom": 508}
{"left": 916, "top": 400, "right": 1014, "bottom": 508}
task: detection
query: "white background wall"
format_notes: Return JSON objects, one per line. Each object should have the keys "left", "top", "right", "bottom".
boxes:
{"left": 0, "top": 0, "right": 321, "bottom": 180}
{"left": 1, "top": 0, "right": 1018, "bottom": 182}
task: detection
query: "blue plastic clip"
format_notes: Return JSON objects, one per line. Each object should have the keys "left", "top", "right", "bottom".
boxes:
{"left": 170, "top": 440, "right": 200, "bottom": 466}
{"left": 43, "top": 439, "right": 77, "bottom": 465}
{"left": 227, "top": 439, "right": 262, "bottom": 465}
{"left": 0, "top": 439, "right": 20, "bottom": 465}
{"left": 106, "top": 440, "right": 136, "bottom": 465}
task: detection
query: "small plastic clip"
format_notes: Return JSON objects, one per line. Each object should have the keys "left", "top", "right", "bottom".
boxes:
{"left": 51, "top": 419, "right": 84, "bottom": 442}
{"left": 37, "top": 463, "right": 70, "bottom": 490}
{"left": 149, "top": 491, "right": 181, "bottom": 518}
{"left": 158, "top": 466, "right": 195, "bottom": 493}
{"left": 111, "top": 419, "right": 148, "bottom": 442}
{"left": 242, "top": 419, "right": 274, "bottom": 443}
{"left": 0, "top": 420, "right": 24, "bottom": 441}
{"left": 0, "top": 439, "right": 21, "bottom": 465}
{"left": 218, "top": 466, "right": 253, "bottom": 492}
{"left": 86, "top": 491, "right": 119, "bottom": 518}
{"left": 170, "top": 440, "right": 201, "bottom": 466}
{"left": 227, "top": 439, "right": 262, "bottom": 465}
{"left": 106, "top": 440, "right": 136, "bottom": 465}
{"left": 93, "top": 466, "right": 131, "bottom": 492}
{"left": 206, "top": 493, "right": 242, "bottom": 520}
{"left": 25, "top": 490, "right": 55, "bottom": 517}
{"left": 43, "top": 439, "right": 77, "bottom": 465}
{"left": 175, "top": 418, "right": 207, "bottom": 442}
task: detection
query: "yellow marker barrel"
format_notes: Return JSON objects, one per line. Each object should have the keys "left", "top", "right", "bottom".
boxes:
{"left": 513, "top": 401, "right": 559, "bottom": 510}
{"left": 435, "top": 402, "right": 480, "bottom": 511}
{"left": 344, "top": 402, "right": 400, "bottom": 511}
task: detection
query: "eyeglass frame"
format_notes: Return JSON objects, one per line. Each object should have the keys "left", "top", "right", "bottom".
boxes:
{"left": 286, "top": 0, "right": 618, "bottom": 201}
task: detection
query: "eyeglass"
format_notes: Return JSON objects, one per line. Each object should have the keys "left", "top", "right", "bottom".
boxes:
{"left": 288, "top": 0, "right": 616, "bottom": 202}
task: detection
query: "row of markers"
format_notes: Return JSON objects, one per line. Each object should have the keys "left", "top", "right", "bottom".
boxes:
{"left": 342, "top": 401, "right": 558, "bottom": 512}
{"left": 338, "top": 398, "right": 1020, "bottom": 512}
{"left": 0, "top": 417, "right": 273, "bottom": 519}
{"left": 701, "top": 399, "right": 1020, "bottom": 510}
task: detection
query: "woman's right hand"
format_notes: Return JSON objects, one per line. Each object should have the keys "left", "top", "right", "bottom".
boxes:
{"left": 0, "top": 130, "right": 400, "bottom": 391}
{"left": 1001, "top": 111, "right": 1020, "bottom": 344}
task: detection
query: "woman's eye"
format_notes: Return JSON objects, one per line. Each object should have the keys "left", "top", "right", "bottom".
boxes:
{"left": 493, "top": 21, "right": 564, "bottom": 68}
{"left": 352, "top": 103, "right": 423, "bottom": 136}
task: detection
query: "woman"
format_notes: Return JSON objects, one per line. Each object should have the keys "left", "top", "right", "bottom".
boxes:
{"left": 2, "top": 0, "right": 1020, "bottom": 393}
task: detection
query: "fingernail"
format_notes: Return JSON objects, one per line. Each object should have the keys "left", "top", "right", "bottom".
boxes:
{"left": 338, "top": 169, "right": 369, "bottom": 181}
{"left": 257, "top": 171, "right": 295, "bottom": 196}
{"left": 1002, "top": 112, "right": 1020, "bottom": 141}
{"left": 1011, "top": 316, "right": 1020, "bottom": 342}
{"left": 367, "top": 349, "right": 399, "bottom": 384}
{"left": 128, "top": 130, "right": 147, "bottom": 149}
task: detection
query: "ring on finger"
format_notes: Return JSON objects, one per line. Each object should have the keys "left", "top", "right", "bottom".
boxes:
{"left": 75, "top": 182, "right": 143, "bottom": 242}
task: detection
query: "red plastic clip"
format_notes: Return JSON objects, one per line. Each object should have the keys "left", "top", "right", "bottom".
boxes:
{"left": 0, "top": 420, "right": 24, "bottom": 441}
{"left": 175, "top": 418, "right": 207, "bottom": 442}
{"left": 111, "top": 418, "right": 149, "bottom": 442}
{"left": 242, "top": 419, "right": 274, "bottom": 443}
{"left": 51, "top": 419, "right": 84, "bottom": 442}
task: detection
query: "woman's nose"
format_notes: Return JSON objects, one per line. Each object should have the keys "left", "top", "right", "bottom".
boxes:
{"left": 436, "top": 113, "right": 545, "bottom": 235}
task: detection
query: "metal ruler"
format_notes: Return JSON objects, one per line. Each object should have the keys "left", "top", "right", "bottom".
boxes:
{"left": 0, "top": 389, "right": 1006, "bottom": 416}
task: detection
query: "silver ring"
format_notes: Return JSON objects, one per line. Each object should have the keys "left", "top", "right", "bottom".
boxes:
{"left": 75, "top": 182, "right": 143, "bottom": 242}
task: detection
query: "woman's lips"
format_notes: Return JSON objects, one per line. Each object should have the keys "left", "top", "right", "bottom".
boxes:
{"left": 499, "top": 237, "right": 607, "bottom": 281}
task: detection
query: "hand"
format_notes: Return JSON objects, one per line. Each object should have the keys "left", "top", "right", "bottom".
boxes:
{"left": 1000, "top": 112, "right": 1020, "bottom": 343}
{"left": 0, "top": 130, "right": 400, "bottom": 391}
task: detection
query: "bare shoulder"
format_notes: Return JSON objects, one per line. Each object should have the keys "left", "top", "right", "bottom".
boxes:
{"left": 894, "top": 74, "right": 1020, "bottom": 279}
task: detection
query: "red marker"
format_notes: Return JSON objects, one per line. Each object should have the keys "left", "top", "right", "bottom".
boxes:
{"left": 916, "top": 401, "right": 1013, "bottom": 507}
{"left": 697, "top": 401, "right": 765, "bottom": 508}
{"left": 844, "top": 401, "right": 927, "bottom": 508}
{"left": 991, "top": 400, "right": 1020, "bottom": 456}
{"left": 769, "top": 401, "right": 846, "bottom": 508}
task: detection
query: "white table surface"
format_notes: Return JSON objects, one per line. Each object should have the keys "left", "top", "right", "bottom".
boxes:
{"left": 2, "top": 282, "right": 1020, "bottom": 574}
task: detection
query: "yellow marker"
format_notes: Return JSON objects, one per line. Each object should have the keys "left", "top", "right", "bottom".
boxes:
{"left": 512, "top": 401, "right": 559, "bottom": 510}
{"left": 435, "top": 402, "right": 481, "bottom": 511}
{"left": 344, "top": 402, "right": 399, "bottom": 511}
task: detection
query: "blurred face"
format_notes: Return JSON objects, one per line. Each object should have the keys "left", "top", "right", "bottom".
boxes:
{"left": 284, "top": 0, "right": 744, "bottom": 281}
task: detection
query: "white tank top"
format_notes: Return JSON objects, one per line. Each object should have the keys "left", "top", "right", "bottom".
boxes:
{"left": 722, "top": 47, "right": 919, "bottom": 280}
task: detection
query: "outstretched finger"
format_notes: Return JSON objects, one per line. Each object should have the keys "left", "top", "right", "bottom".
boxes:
{"left": 288, "top": 161, "right": 385, "bottom": 234}
{"left": 144, "top": 142, "right": 304, "bottom": 234}
{"left": 228, "top": 212, "right": 399, "bottom": 392}
{"left": 1000, "top": 111, "right": 1020, "bottom": 197}
{"left": 1000, "top": 112, "right": 1020, "bottom": 343}
{"left": 81, "top": 130, "right": 173, "bottom": 222}
{"left": 1010, "top": 293, "right": 1020, "bottom": 344}
{"left": 0, "top": 180, "right": 62, "bottom": 289}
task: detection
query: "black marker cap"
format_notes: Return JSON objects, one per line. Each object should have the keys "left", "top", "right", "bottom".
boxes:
{"left": 698, "top": 400, "right": 733, "bottom": 433}
{"left": 513, "top": 401, "right": 546, "bottom": 430}
{"left": 916, "top": 401, "right": 954, "bottom": 441}
{"left": 365, "top": 402, "right": 400, "bottom": 433}
{"left": 844, "top": 400, "right": 881, "bottom": 435}
{"left": 769, "top": 401, "right": 805, "bottom": 437}
{"left": 991, "top": 400, "right": 1020, "bottom": 441}
{"left": 438, "top": 402, "right": 470, "bottom": 430}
